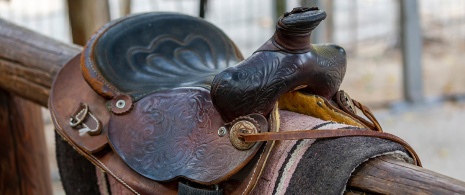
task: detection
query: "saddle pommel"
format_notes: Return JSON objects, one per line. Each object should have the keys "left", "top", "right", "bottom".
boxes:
{"left": 211, "top": 7, "right": 346, "bottom": 123}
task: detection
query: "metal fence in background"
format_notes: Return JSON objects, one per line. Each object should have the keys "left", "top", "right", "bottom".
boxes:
{"left": 2, "top": 0, "right": 465, "bottom": 54}
{"left": 1, "top": 0, "right": 464, "bottom": 104}
{"left": 0, "top": 0, "right": 70, "bottom": 42}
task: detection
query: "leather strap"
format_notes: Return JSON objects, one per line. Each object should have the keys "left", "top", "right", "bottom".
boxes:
{"left": 334, "top": 90, "right": 382, "bottom": 131}
{"left": 238, "top": 129, "right": 421, "bottom": 167}
{"left": 351, "top": 99, "right": 383, "bottom": 131}
{"left": 178, "top": 182, "right": 223, "bottom": 195}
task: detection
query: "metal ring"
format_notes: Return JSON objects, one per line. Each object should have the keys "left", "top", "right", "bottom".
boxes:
{"left": 229, "top": 120, "right": 258, "bottom": 150}
{"left": 116, "top": 99, "right": 126, "bottom": 109}
{"left": 69, "top": 103, "right": 89, "bottom": 127}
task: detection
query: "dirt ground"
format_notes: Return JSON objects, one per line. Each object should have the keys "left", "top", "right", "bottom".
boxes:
{"left": 341, "top": 38, "right": 465, "bottom": 181}
{"left": 376, "top": 101, "right": 465, "bottom": 182}
{"left": 341, "top": 39, "right": 465, "bottom": 106}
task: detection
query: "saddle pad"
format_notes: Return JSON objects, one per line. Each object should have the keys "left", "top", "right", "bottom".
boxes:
{"left": 50, "top": 12, "right": 272, "bottom": 186}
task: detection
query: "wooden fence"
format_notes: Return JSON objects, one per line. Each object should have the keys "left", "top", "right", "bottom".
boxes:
{"left": 1, "top": 2, "right": 465, "bottom": 194}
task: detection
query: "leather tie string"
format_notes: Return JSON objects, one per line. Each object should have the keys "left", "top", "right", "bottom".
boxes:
{"left": 238, "top": 129, "right": 421, "bottom": 167}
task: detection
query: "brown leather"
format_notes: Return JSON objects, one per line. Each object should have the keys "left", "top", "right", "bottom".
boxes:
{"left": 279, "top": 91, "right": 371, "bottom": 129}
{"left": 50, "top": 55, "right": 176, "bottom": 194}
{"left": 227, "top": 106, "right": 280, "bottom": 195}
{"left": 49, "top": 55, "right": 109, "bottom": 154}
{"left": 69, "top": 102, "right": 102, "bottom": 136}
{"left": 351, "top": 99, "right": 383, "bottom": 131}
{"left": 50, "top": 54, "right": 280, "bottom": 194}
{"left": 334, "top": 90, "right": 382, "bottom": 131}
{"left": 237, "top": 129, "right": 421, "bottom": 167}
{"left": 49, "top": 12, "right": 278, "bottom": 194}
{"left": 107, "top": 88, "right": 264, "bottom": 184}
{"left": 77, "top": 12, "right": 262, "bottom": 184}
{"left": 211, "top": 7, "right": 347, "bottom": 123}
{"left": 274, "top": 7, "right": 326, "bottom": 53}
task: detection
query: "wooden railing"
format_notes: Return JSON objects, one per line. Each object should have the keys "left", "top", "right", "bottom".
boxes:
{"left": 1, "top": 17, "right": 465, "bottom": 194}
{"left": 0, "top": 18, "right": 77, "bottom": 195}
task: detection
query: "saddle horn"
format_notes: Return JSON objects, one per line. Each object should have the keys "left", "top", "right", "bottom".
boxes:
{"left": 211, "top": 7, "right": 347, "bottom": 122}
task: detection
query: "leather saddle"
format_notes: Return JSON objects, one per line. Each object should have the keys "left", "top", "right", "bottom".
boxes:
{"left": 50, "top": 7, "right": 420, "bottom": 194}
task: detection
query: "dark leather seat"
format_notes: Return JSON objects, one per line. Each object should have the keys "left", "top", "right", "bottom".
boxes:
{"left": 82, "top": 12, "right": 243, "bottom": 100}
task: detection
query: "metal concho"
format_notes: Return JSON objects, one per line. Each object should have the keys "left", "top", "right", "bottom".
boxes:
{"left": 340, "top": 91, "right": 356, "bottom": 114}
{"left": 229, "top": 119, "right": 259, "bottom": 150}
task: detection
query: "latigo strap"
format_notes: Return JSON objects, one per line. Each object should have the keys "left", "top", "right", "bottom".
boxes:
{"left": 238, "top": 129, "right": 421, "bottom": 166}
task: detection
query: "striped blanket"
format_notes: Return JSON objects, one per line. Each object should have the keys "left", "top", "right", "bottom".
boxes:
{"left": 251, "top": 110, "right": 412, "bottom": 195}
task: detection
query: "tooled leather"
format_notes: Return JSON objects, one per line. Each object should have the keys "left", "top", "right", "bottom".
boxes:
{"left": 51, "top": 55, "right": 280, "bottom": 195}
{"left": 274, "top": 7, "right": 326, "bottom": 53}
{"left": 211, "top": 45, "right": 346, "bottom": 123}
{"left": 107, "top": 88, "right": 265, "bottom": 184}
{"left": 51, "top": 12, "right": 281, "bottom": 193}
{"left": 211, "top": 9, "right": 346, "bottom": 123}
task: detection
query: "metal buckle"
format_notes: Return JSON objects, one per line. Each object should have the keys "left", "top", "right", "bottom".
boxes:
{"left": 69, "top": 103, "right": 102, "bottom": 136}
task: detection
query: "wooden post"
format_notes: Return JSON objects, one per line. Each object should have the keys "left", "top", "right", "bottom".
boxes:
{"left": 400, "top": 0, "right": 424, "bottom": 103}
{"left": 0, "top": 90, "right": 52, "bottom": 195}
{"left": 325, "top": 0, "right": 334, "bottom": 43}
{"left": 0, "top": 18, "right": 82, "bottom": 194}
{"left": 120, "top": 0, "right": 131, "bottom": 17}
{"left": 300, "top": 0, "right": 334, "bottom": 43}
{"left": 274, "top": 0, "right": 286, "bottom": 23}
{"left": 348, "top": 155, "right": 465, "bottom": 194}
{"left": 0, "top": 19, "right": 80, "bottom": 106}
{"left": 67, "top": 0, "right": 111, "bottom": 46}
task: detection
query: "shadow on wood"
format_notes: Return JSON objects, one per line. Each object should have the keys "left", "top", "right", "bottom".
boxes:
{"left": 0, "top": 90, "right": 51, "bottom": 195}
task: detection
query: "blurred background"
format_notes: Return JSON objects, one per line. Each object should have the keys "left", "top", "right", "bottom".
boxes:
{"left": 1, "top": 0, "right": 464, "bottom": 194}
